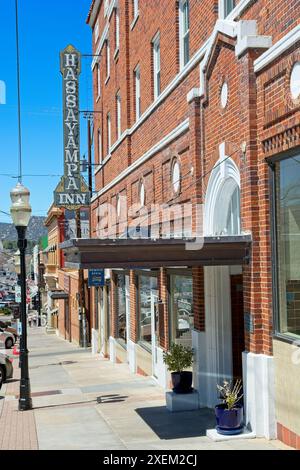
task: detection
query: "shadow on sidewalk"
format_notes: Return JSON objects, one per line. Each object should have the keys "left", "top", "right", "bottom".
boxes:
{"left": 136, "top": 406, "right": 215, "bottom": 440}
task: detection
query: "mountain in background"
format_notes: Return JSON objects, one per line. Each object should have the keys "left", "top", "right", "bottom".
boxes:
{"left": 0, "top": 216, "right": 47, "bottom": 242}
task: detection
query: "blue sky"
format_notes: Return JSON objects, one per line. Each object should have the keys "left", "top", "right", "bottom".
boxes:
{"left": 0, "top": 0, "right": 92, "bottom": 223}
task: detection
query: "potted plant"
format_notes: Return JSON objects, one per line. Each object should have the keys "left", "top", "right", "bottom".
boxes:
{"left": 163, "top": 342, "right": 194, "bottom": 394}
{"left": 215, "top": 379, "right": 244, "bottom": 435}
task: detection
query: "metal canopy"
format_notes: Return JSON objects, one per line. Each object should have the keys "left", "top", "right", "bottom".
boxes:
{"left": 60, "top": 235, "right": 252, "bottom": 269}
{"left": 49, "top": 291, "right": 69, "bottom": 300}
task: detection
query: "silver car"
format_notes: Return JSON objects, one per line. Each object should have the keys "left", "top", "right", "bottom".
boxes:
{"left": 0, "top": 328, "right": 15, "bottom": 350}
{"left": 0, "top": 352, "right": 14, "bottom": 389}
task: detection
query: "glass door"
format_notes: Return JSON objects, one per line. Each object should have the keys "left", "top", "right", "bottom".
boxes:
{"left": 151, "top": 291, "right": 159, "bottom": 378}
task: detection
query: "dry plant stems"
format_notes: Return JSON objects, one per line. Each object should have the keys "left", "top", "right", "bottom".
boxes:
{"left": 217, "top": 379, "right": 243, "bottom": 410}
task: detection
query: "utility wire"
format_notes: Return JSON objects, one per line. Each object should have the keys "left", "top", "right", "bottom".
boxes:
{"left": 15, "top": 0, "right": 22, "bottom": 183}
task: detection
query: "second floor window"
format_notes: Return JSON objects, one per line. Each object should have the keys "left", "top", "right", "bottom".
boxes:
{"left": 115, "top": 8, "right": 120, "bottom": 51}
{"left": 98, "top": 128, "right": 102, "bottom": 163}
{"left": 153, "top": 34, "right": 161, "bottom": 100}
{"left": 107, "top": 113, "right": 111, "bottom": 154}
{"left": 106, "top": 39, "right": 110, "bottom": 79}
{"left": 97, "top": 64, "right": 101, "bottom": 98}
{"left": 116, "top": 91, "right": 121, "bottom": 139}
{"left": 94, "top": 20, "right": 99, "bottom": 44}
{"left": 223, "top": 0, "right": 236, "bottom": 17}
{"left": 133, "top": 0, "right": 139, "bottom": 19}
{"left": 135, "top": 66, "right": 141, "bottom": 121}
{"left": 179, "top": 0, "right": 190, "bottom": 70}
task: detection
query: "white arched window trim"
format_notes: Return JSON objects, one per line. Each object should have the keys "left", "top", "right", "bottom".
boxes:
{"left": 204, "top": 156, "right": 241, "bottom": 236}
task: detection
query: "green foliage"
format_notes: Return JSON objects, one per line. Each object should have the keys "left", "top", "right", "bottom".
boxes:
{"left": 0, "top": 307, "right": 12, "bottom": 316}
{"left": 217, "top": 379, "right": 243, "bottom": 410}
{"left": 163, "top": 342, "right": 194, "bottom": 373}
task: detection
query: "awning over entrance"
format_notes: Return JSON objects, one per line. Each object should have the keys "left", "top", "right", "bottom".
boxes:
{"left": 49, "top": 291, "right": 69, "bottom": 300}
{"left": 60, "top": 235, "right": 251, "bottom": 269}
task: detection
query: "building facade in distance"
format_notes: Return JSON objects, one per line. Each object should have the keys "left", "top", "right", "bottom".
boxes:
{"left": 82, "top": 0, "right": 300, "bottom": 447}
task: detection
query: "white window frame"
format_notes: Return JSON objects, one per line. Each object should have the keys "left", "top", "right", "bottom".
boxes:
{"left": 97, "top": 63, "right": 101, "bottom": 99}
{"left": 133, "top": 0, "right": 139, "bottom": 20}
{"left": 104, "top": 0, "right": 109, "bottom": 17}
{"left": 106, "top": 38, "right": 110, "bottom": 81}
{"left": 134, "top": 65, "right": 141, "bottom": 121}
{"left": 152, "top": 33, "right": 161, "bottom": 100}
{"left": 94, "top": 20, "right": 99, "bottom": 44}
{"left": 107, "top": 113, "right": 111, "bottom": 154}
{"left": 116, "top": 91, "right": 121, "bottom": 139}
{"left": 179, "top": 0, "right": 190, "bottom": 70}
{"left": 115, "top": 7, "right": 120, "bottom": 52}
{"left": 219, "top": 0, "right": 236, "bottom": 19}
{"left": 98, "top": 128, "right": 102, "bottom": 163}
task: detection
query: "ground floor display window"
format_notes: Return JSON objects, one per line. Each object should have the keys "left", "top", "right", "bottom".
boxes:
{"left": 138, "top": 274, "right": 158, "bottom": 349}
{"left": 272, "top": 153, "right": 300, "bottom": 339}
{"left": 115, "top": 273, "right": 127, "bottom": 345}
{"left": 169, "top": 274, "right": 193, "bottom": 347}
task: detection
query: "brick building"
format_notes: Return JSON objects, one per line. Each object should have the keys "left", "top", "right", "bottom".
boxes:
{"left": 44, "top": 205, "right": 92, "bottom": 345}
{"left": 62, "top": 0, "right": 300, "bottom": 447}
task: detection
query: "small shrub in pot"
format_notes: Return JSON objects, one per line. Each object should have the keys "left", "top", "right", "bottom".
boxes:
{"left": 163, "top": 343, "right": 194, "bottom": 394}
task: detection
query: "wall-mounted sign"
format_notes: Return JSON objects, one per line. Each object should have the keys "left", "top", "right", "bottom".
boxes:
{"left": 88, "top": 269, "right": 105, "bottom": 288}
{"left": 54, "top": 45, "right": 90, "bottom": 209}
{"left": 15, "top": 285, "right": 21, "bottom": 304}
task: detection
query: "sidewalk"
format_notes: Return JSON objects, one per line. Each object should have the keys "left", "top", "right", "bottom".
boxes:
{"left": 0, "top": 328, "right": 292, "bottom": 450}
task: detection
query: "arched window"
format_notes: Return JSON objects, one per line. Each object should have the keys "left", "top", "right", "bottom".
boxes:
{"left": 204, "top": 157, "right": 241, "bottom": 236}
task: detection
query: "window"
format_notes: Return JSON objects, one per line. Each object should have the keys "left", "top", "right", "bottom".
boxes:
{"left": 170, "top": 274, "right": 193, "bottom": 348}
{"left": 272, "top": 154, "right": 300, "bottom": 339}
{"left": 115, "top": 8, "right": 120, "bottom": 52}
{"left": 106, "top": 113, "right": 111, "bottom": 154}
{"left": 152, "top": 34, "right": 161, "bottom": 100}
{"left": 172, "top": 159, "right": 181, "bottom": 194}
{"left": 98, "top": 128, "right": 102, "bottom": 163}
{"left": 94, "top": 20, "right": 99, "bottom": 44}
{"left": 134, "top": 65, "right": 141, "bottom": 121}
{"left": 97, "top": 64, "right": 101, "bottom": 98}
{"left": 138, "top": 274, "right": 158, "bottom": 348}
{"left": 133, "top": 0, "right": 139, "bottom": 19}
{"left": 179, "top": 0, "right": 190, "bottom": 70}
{"left": 116, "top": 91, "right": 121, "bottom": 139}
{"left": 139, "top": 181, "right": 145, "bottom": 207}
{"left": 106, "top": 39, "right": 110, "bottom": 79}
{"left": 220, "top": 0, "right": 236, "bottom": 18}
{"left": 115, "top": 273, "right": 127, "bottom": 344}
{"left": 104, "top": 0, "right": 109, "bottom": 17}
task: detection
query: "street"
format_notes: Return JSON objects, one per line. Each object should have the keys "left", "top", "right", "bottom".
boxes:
{"left": 0, "top": 328, "right": 291, "bottom": 451}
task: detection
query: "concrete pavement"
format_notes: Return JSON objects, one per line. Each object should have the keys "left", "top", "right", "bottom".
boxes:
{"left": 0, "top": 327, "right": 292, "bottom": 450}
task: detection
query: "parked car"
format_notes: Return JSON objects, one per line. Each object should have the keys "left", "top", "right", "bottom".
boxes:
{"left": 0, "top": 352, "right": 14, "bottom": 387}
{"left": 0, "top": 321, "right": 18, "bottom": 342}
{"left": 0, "top": 329, "right": 15, "bottom": 349}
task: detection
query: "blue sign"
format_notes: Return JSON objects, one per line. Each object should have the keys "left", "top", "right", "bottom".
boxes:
{"left": 88, "top": 269, "right": 105, "bottom": 287}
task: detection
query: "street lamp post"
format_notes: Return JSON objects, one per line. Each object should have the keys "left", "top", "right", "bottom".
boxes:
{"left": 10, "top": 182, "right": 32, "bottom": 411}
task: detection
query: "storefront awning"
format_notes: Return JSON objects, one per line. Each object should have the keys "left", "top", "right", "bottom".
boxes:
{"left": 60, "top": 235, "right": 251, "bottom": 269}
{"left": 49, "top": 290, "right": 69, "bottom": 300}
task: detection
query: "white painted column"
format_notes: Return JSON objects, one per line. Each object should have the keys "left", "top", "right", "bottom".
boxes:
{"left": 242, "top": 352, "right": 276, "bottom": 439}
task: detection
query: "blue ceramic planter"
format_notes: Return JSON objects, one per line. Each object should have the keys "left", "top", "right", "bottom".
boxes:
{"left": 215, "top": 404, "right": 244, "bottom": 435}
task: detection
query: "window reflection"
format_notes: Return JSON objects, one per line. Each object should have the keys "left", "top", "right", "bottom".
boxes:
{"left": 276, "top": 156, "right": 300, "bottom": 338}
{"left": 170, "top": 275, "right": 193, "bottom": 348}
{"left": 138, "top": 275, "right": 158, "bottom": 346}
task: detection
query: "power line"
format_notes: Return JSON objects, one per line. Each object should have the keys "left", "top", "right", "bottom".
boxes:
{"left": 15, "top": 0, "right": 22, "bottom": 183}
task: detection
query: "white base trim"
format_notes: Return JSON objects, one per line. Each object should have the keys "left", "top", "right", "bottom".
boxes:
{"left": 109, "top": 336, "right": 117, "bottom": 363}
{"left": 128, "top": 339, "right": 137, "bottom": 374}
{"left": 242, "top": 352, "right": 276, "bottom": 439}
{"left": 155, "top": 347, "right": 169, "bottom": 389}
{"left": 91, "top": 328, "right": 99, "bottom": 355}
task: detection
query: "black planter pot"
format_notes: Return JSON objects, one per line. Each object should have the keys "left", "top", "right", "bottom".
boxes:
{"left": 171, "top": 371, "right": 193, "bottom": 394}
{"left": 215, "top": 404, "right": 244, "bottom": 435}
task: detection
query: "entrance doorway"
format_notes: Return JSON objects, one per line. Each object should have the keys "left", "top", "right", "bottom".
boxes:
{"left": 151, "top": 291, "right": 159, "bottom": 378}
{"left": 64, "top": 299, "right": 71, "bottom": 342}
